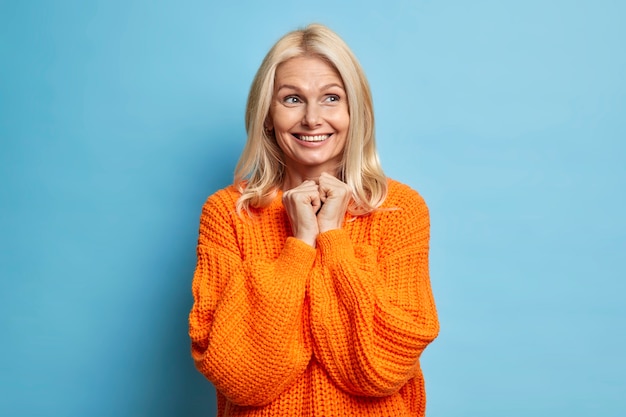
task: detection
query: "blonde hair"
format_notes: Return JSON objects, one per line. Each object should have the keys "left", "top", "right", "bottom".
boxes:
{"left": 235, "top": 23, "right": 387, "bottom": 215}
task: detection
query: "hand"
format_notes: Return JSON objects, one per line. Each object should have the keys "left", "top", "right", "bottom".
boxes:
{"left": 282, "top": 180, "right": 321, "bottom": 247}
{"left": 316, "top": 172, "right": 350, "bottom": 233}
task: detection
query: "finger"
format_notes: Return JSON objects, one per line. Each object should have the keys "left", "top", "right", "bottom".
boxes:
{"left": 317, "top": 183, "right": 327, "bottom": 203}
{"left": 285, "top": 181, "right": 318, "bottom": 197}
{"left": 310, "top": 193, "right": 322, "bottom": 213}
{"left": 318, "top": 172, "right": 340, "bottom": 186}
{"left": 298, "top": 182, "right": 321, "bottom": 196}
{"left": 318, "top": 176, "right": 342, "bottom": 199}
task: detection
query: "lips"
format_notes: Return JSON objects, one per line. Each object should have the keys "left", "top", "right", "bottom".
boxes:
{"left": 293, "top": 134, "right": 331, "bottom": 142}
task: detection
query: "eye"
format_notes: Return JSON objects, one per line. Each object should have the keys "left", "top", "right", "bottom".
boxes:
{"left": 283, "top": 95, "right": 301, "bottom": 104}
{"left": 325, "top": 94, "right": 340, "bottom": 103}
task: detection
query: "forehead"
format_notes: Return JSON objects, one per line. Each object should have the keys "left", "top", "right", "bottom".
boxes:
{"left": 274, "top": 56, "right": 344, "bottom": 87}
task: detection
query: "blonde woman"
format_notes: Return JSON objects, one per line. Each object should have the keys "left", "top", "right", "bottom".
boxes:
{"left": 189, "top": 23, "right": 439, "bottom": 417}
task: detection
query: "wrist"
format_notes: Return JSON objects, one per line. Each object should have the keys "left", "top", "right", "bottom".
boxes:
{"left": 295, "top": 231, "right": 318, "bottom": 248}
{"left": 317, "top": 219, "right": 342, "bottom": 233}
{"left": 296, "top": 236, "right": 317, "bottom": 248}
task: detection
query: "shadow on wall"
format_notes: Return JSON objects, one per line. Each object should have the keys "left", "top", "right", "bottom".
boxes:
{"left": 129, "top": 126, "right": 243, "bottom": 417}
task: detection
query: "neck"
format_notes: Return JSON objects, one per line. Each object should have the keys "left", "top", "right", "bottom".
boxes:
{"left": 282, "top": 165, "right": 341, "bottom": 190}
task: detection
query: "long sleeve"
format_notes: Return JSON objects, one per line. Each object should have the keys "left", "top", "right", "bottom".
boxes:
{"left": 188, "top": 191, "right": 315, "bottom": 406}
{"left": 309, "top": 186, "right": 439, "bottom": 397}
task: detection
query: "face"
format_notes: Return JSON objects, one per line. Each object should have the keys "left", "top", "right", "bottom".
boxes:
{"left": 267, "top": 56, "right": 349, "bottom": 179}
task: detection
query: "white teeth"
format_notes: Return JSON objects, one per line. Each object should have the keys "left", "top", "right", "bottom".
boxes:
{"left": 297, "top": 134, "right": 329, "bottom": 142}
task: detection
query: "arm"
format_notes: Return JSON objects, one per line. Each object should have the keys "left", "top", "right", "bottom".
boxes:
{"left": 309, "top": 190, "right": 439, "bottom": 397}
{"left": 188, "top": 193, "right": 315, "bottom": 406}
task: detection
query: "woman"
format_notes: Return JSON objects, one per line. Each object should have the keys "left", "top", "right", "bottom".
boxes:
{"left": 189, "top": 23, "right": 439, "bottom": 417}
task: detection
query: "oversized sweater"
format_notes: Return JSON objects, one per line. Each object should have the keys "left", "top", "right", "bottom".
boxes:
{"left": 189, "top": 179, "right": 439, "bottom": 417}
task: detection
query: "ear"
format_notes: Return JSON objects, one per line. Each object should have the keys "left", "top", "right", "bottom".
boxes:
{"left": 264, "top": 117, "right": 273, "bottom": 131}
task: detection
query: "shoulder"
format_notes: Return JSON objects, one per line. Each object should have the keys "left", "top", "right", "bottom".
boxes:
{"left": 201, "top": 185, "right": 241, "bottom": 219}
{"left": 383, "top": 179, "right": 428, "bottom": 215}
{"left": 206, "top": 184, "right": 240, "bottom": 204}
{"left": 197, "top": 185, "right": 243, "bottom": 239}
{"left": 375, "top": 179, "right": 430, "bottom": 243}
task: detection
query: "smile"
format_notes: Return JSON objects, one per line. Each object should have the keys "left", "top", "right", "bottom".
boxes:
{"left": 293, "top": 134, "right": 331, "bottom": 142}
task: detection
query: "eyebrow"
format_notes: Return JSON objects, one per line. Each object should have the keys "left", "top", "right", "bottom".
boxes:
{"left": 276, "top": 83, "right": 345, "bottom": 93}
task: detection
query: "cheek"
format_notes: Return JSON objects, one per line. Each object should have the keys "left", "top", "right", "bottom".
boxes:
{"left": 334, "top": 106, "right": 350, "bottom": 128}
{"left": 271, "top": 107, "right": 300, "bottom": 131}
{"left": 335, "top": 112, "right": 350, "bottom": 133}
{"left": 274, "top": 130, "right": 294, "bottom": 153}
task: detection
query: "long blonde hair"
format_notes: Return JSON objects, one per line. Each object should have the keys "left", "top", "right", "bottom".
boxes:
{"left": 235, "top": 23, "right": 387, "bottom": 215}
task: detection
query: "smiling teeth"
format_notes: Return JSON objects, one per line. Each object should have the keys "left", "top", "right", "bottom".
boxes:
{"left": 298, "top": 134, "right": 329, "bottom": 142}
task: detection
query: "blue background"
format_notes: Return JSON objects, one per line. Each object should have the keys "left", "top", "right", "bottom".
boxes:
{"left": 1, "top": 1, "right": 624, "bottom": 416}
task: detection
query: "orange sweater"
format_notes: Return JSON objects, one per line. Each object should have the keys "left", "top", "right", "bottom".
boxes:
{"left": 189, "top": 179, "right": 439, "bottom": 416}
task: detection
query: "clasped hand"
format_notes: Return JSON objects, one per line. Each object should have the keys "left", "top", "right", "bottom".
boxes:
{"left": 282, "top": 172, "right": 351, "bottom": 247}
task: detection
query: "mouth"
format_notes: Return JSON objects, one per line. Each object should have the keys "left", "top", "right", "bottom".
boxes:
{"left": 293, "top": 134, "right": 331, "bottom": 142}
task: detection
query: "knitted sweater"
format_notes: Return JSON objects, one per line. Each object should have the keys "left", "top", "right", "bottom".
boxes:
{"left": 189, "top": 179, "right": 439, "bottom": 417}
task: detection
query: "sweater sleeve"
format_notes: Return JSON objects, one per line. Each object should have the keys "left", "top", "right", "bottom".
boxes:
{"left": 188, "top": 193, "right": 315, "bottom": 406}
{"left": 309, "top": 189, "right": 439, "bottom": 397}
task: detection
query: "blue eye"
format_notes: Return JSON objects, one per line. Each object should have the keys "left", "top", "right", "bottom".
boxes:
{"left": 326, "top": 95, "right": 340, "bottom": 102}
{"left": 284, "top": 96, "right": 301, "bottom": 104}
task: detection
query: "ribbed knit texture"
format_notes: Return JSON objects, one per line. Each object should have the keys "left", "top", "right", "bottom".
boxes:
{"left": 189, "top": 179, "right": 439, "bottom": 416}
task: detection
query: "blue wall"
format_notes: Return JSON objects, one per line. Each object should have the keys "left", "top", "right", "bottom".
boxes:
{"left": 1, "top": 1, "right": 624, "bottom": 416}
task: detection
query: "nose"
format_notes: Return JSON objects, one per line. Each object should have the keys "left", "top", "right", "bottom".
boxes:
{"left": 302, "top": 103, "right": 321, "bottom": 128}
